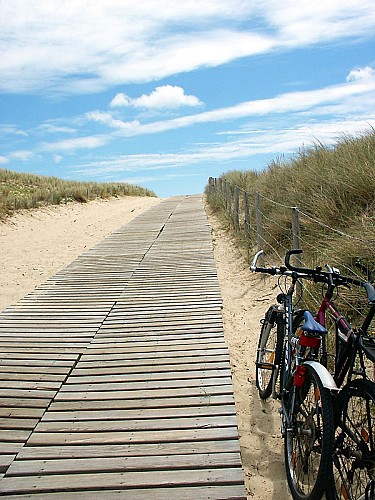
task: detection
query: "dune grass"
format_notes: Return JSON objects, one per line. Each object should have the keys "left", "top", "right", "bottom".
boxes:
{"left": 205, "top": 130, "right": 375, "bottom": 319}
{"left": 0, "top": 169, "right": 156, "bottom": 219}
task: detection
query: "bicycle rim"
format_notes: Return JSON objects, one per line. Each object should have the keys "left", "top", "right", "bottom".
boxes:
{"left": 332, "top": 379, "right": 375, "bottom": 500}
{"left": 285, "top": 364, "right": 334, "bottom": 500}
{"left": 256, "top": 306, "right": 284, "bottom": 399}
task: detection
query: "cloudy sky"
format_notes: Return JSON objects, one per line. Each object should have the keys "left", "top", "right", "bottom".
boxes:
{"left": 1, "top": 1, "right": 374, "bottom": 197}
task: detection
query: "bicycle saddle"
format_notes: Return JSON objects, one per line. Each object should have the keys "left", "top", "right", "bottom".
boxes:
{"left": 302, "top": 310, "right": 328, "bottom": 334}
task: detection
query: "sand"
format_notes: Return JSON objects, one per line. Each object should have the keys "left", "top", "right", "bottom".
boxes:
{"left": 0, "top": 196, "right": 289, "bottom": 498}
{"left": 0, "top": 196, "right": 161, "bottom": 312}
{"left": 207, "top": 209, "right": 289, "bottom": 499}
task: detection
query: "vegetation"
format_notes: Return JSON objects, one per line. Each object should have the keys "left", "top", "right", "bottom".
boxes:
{"left": 0, "top": 169, "right": 156, "bottom": 219}
{"left": 205, "top": 130, "right": 375, "bottom": 318}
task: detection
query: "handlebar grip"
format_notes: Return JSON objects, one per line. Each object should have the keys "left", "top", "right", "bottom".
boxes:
{"left": 285, "top": 249, "right": 305, "bottom": 271}
{"left": 363, "top": 282, "right": 375, "bottom": 303}
{"left": 253, "top": 267, "right": 278, "bottom": 275}
{"left": 284, "top": 249, "right": 325, "bottom": 277}
{"left": 355, "top": 260, "right": 374, "bottom": 284}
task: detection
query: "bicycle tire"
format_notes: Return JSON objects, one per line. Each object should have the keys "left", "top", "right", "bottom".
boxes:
{"left": 277, "top": 309, "right": 305, "bottom": 400}
{"left": 284, "top": 363, "right": 335, "bottom": 500}
{"left": 330, "top": 378, "right": 375, "bottom": 500}
{"left": 256, "top": 305, "right": 284, "bottom": 399}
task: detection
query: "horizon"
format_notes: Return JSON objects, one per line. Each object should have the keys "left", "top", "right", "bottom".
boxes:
{"left": 1, "top": 1, "right": 374, "bottom": 198}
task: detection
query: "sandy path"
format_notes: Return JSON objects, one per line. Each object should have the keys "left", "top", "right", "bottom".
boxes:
{"left": 206, "top": 208, "right": 290, "bottom": 499}
{"left": 0, "top": 196, "right": 160, "bottom": 312}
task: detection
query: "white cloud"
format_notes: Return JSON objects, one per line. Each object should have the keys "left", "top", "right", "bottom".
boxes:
{"left": 110, "top": 85, "right": 204, "bottom": 109}
{"left": 110, "top": 93, "right": 131, "bottom": 108}
{"left": 1, "top": 1, "right": 374, "bottom": 94}
{"left": 53, "top": 155, "right": 63, "bottom": 164}
{"left": 87, "top": 69, "right": 375, "bottom": 137}
{"left": 0, "top": 156, "right": 9, "bottom": 164}
{"left": 15, "top": 65, "right": 375, "bottom": 171}
{"left": 40, "top": 135, "right": 110, "bottom": 153}
{"left": 86, "top": 111, "right": 140, "bottom": 131}
{"left": 0, "top": 125, "right": 28, "bottom": 137}
{"left": 263, "top": 0, "right": 375, "bottom": 45}
{"left": 38, "top": 124, "right": 77, "bottom": 134}
{"left": 9, "top": 150, "right": 34, "bottom": 161}
{"left": 346, "top": 66, "right": 375, "bottom": 82}
{"left": 69, "top": 117, "right": 375, "bottom": 178}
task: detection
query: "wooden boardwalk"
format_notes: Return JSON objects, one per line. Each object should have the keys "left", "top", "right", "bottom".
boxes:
{"left": 0, "top": 195, "right": 246, "bottom": 499}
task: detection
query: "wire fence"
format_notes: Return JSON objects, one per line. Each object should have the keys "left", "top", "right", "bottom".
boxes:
{"left": 207, "top": 176, "right": 375, "bottom": 324}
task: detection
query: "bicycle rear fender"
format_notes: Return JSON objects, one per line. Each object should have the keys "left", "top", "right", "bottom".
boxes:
{"left": 303, "top": 360, "right": 340, "bottom": 393}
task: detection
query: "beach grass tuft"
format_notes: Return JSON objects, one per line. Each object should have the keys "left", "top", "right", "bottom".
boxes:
{"left": 0, "top": 169, "right": 156, "bottom": 219}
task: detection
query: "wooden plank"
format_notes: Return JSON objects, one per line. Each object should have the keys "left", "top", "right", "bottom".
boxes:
{"left": 0, "top": 389, "right": 56, "bottom": 399}
{"left": 0, "top": 381, "right": 61, "bottom": 390}
{"left": 0, "top": 443, "right": 24, "bottom": 455}
{"left": 0, "top": 372, "right": 68, "bottom": 381}
{"left": 0, "top": 417, "right": 39, "bottom": 430}
{"left": 72, "top": 360, "right": 230, "bottom": 376}
{"left": 92, "top": 333, "right": 224, "bottom": 343}
{"left": 6, "top": 452, "right": 242, "bottom": 476}
{"left": 0, "top": 353, "right": 78, "bottom": 360}
{"left": 0, "top": 398, "right": 52, "bottom": 409}
{"left": 58, "top": 377, "right": 233, "bottom": 393}
{"left": 16, "top": 439, "right": 241, "bottom": 460}
{"left": 0, "top": 484, "right": 246, "bottom": 499}
{"left": 48, "top": 394, "right": 234, "bottom": 412}
{"left": 54, "top": 384, "right": 233, "bottom": 402}
{"left": 75, "top": 354, "right": 230, "bottom": 369}
{"left": 64, "top": 369, "right": 231, "bottom": 384}
{"left": 41, "top": 404, "right": 236, "bottom": 421}
{"left": 0, "top": 468, "right": 245, "bottom": 495}
{"left": 0, "top": 467, "right": 243, "bottom": 495}
{"left": 26, "top": 427, "right": 239, "bottom": 446}
{"left": 35, "top": 415, "right": 238, "bottom": 433}
{"left": 80, "top": 348, "right": 229, "bottom": 362}
{"left": 0, "top": 359, "right": 74, "bottom": 367}
{"left": 0, "top": 454, "right": 15, "bottom": 473}
{"left": 0, "top": 429, "right": 31, "bottom": 441}
{"left": 0, "top": 408, "right": 45, "bottom": 418}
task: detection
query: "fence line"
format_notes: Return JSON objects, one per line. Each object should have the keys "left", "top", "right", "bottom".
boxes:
{"left": 207, "top": 176, "right": 374, "bottom": 319}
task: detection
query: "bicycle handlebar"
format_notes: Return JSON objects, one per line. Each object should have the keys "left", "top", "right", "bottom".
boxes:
{"left": 250, "top": 250, "right": 280, "bottom": 275}
{"left": 251, "top": 249, "right": 375, "bottom": 303}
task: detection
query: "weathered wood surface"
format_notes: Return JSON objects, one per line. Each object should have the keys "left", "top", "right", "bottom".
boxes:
{"left": 0, "top": 195, "right": 245, "bottom": 498}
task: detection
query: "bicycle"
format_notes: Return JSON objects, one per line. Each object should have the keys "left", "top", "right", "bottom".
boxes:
{"left": 284, "top": 252, "right": 375, "bottom": 500}
{"left": 252, "top": 249, "right": 338, "bottom": 500}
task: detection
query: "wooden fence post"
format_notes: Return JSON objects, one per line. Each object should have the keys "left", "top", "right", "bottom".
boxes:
{"left": 255, "top": 192, "right": 263, "bottom": 252}
{"left": 233, "top": 185, "right": 240, "bottom": 230}
{"left": 243, "top": 191, "right": 251, "bottom": 238}
{"left": 291, "top": 206, "right": 302, "bottom": 267}
{"left": 226, "top": 182, "right": 232, "bottom": 214}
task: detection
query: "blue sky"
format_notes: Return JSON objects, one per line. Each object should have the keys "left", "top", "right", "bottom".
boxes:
{"left": 1, "top": 1, "right": 374, "bottom": 197}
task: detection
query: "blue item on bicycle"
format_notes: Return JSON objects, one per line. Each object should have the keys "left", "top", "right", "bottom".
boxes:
{"left": 302, "top": 310, "right": 328, "bottom": 334}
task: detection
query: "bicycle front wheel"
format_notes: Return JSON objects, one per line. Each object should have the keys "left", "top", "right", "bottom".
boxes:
{"left": 331, "top": 378, "right": 375, "bottom": 500}
{"left": 285, "top": 363, "right": 334, "bottom": 500}
{"left": 256, "top": 305, "right": 284, "bottom": 399}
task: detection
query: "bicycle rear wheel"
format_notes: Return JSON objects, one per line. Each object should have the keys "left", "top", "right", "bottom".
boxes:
{"left": 285, "top": 363, "right": 334, "bottom": 500}
{"left": 331, "top": 378, "right": 375, "bottom": 500}
{"left": 256, "top": 305, "right": 284, "bottom": 399}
